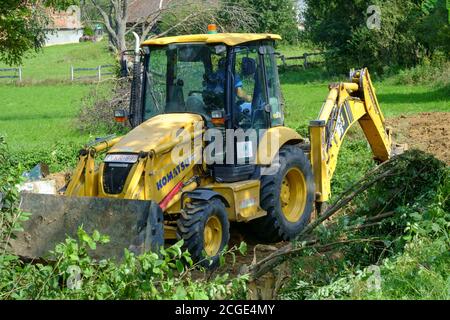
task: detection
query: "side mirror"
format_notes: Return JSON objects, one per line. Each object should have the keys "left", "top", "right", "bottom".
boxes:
{"left": 114, "top": 109, "right": 128, "bottom": 123}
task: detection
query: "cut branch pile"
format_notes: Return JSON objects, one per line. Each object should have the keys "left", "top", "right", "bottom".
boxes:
{"left": 245, "top": 150, "right": 446, "bottom": 281}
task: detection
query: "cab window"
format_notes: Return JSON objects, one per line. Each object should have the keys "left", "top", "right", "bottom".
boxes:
{"left": 263, "top": 48, "right": 283, "bottom": 126}
{"left": 233, "top": 45, "right": 268, "bottom": 130}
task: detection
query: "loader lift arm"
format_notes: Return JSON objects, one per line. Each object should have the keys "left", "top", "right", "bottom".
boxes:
{"left": 309, "top": 68, "right": 392, "bottom": 203}
{"left": 65, "top": 136, "right": 122, "bottom": 196}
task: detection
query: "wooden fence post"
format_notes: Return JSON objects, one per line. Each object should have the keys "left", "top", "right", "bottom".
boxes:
{"left": 70, "top": 66, "right": 74, "bottom": 81}
{"left": 97, "top": 65, "right": 101, "bottom": 81}
{"left": 303, "top": 53, "right": 308, "bottom": 69}
{"left": 18, "top": 67, "right": 22, "bottom": 82}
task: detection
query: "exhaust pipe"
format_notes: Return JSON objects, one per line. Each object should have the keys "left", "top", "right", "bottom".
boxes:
{"left": 129, "top": 32, "right": 142, "bottom": 128}
{"left": 132, "top": 31, "right": 140, "bottom": 61}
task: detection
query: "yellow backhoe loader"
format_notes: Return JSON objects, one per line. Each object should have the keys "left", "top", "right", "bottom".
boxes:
{"left": 11, "top": 27, "right": 392, "bottom": 267}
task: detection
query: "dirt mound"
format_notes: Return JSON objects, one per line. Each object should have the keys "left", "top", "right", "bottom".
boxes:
{"left": 44, "top": 172, "right": 69, "bottom": 191}
{"left": 387, "top": 112, "right": 450, "bottom": 165}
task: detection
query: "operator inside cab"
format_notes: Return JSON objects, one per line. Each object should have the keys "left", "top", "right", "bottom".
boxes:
{"left": 204, "top": 57, "right": 253, "bottom": 116}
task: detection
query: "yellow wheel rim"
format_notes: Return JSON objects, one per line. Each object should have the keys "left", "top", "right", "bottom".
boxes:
{"left": 203, "top": 216, "right": 222, "bottom": 257}
{"left": 280, "top": 167, "right": 307, "bottom": 223}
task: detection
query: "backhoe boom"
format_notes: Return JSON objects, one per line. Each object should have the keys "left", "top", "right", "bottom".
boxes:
{"left": 309, "top": 68, "right": 392, "bottom": 202}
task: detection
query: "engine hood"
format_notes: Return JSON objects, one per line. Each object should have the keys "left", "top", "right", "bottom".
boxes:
{"left": 109, "top": 113, "right": 204, "bottom": 154}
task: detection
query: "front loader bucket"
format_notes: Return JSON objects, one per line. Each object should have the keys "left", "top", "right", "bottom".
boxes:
{"left": 9, "top": 193, "right": 164, "bottom": 261}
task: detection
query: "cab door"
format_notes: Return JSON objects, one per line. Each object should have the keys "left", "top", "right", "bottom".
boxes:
{"left": 260, "top": 43, "right": 284, "bottom": 127}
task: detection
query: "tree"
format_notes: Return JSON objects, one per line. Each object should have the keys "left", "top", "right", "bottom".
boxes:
{"left": 85, "top": 0, "right": 258, "bottom": 55}
{"left": 233, "top": 0, "right": 299, "bottom": 43}
{"left": 304, "top": 0, "right": 450, "bottom": 74}
{"left": 0, "top": 0, "right": 77, "bottom": 65}
{"left": 415, "top": 0, "right": 450, "bottom": 56}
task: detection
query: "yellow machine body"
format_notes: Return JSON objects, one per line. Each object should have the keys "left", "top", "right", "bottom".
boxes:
{"left": 12, "top": 33, "right": 392, "bottom": 263}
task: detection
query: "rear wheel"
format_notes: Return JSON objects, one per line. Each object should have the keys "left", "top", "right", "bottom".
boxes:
{"left": 176, "top": 198, "right": 230, "bottom": 268}
{"left": 248, "top": 145, "right": 315, "bottom": 242}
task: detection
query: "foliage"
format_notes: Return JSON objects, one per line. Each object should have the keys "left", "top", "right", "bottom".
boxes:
{"left": 76, "top": 79, "right": 130, "bottom": 135}
{"left": 0, "top": 227, "right": 249, "bottom": 299}
{"left": 280, "top": 150, "right": 450, "bottom": 300}
{"left": 384, "top": 55, "right": 450, "bottom": 86}
{"left": 0, "top": 137, "right": 29, "bottom": 253}
{"left": 415, "top": 0, "right": 450, "bottom": 55}
{"left": 83, "top": 26, "right": 95, "bottom": 37}
{"left": 229, "top": 0, "right": 299, "bottom": 43}
{"left": 9, "top": 143, "right": 81, "bottom": 172}
{"left": 304, "top": 0, "right": 450, "bottom": 74}
{"left": 0, "top": 0, "right": 79, "bottom": 66}
{"left": 287, "top": 235, "right": 449, "bottom": 300}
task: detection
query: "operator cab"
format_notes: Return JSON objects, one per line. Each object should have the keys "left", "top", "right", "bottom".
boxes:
{"left": 140, "top": 35, "right": 283, "bottom": 130}
{"left": 131, "top": 32, "right": 284, "bottom": 182}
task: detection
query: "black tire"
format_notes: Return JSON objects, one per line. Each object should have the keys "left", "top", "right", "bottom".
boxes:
{"left": 248, "top": 145, "right": 315, "bottom": 242}
{"left": 176, "top": 198, "right": 230, "bottom": 268}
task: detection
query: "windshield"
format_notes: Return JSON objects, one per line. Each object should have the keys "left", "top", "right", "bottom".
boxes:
{"left": 143, "top": 43, "right": 228, "bottom": 122}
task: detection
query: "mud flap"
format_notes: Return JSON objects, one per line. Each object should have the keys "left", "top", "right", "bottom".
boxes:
{"left": 9, "top": 193, "right": 164, "bottom": 261}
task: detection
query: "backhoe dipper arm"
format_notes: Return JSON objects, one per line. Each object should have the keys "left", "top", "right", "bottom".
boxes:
{"left": 309, "top": 68, "right": 392, "bottom": 203}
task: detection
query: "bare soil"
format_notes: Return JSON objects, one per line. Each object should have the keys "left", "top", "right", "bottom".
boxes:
{"left": 387, "top": 112, "right": 450, "bottom": 165}
{"left": 43, "top": 172, "right": 69, "bottom": 192}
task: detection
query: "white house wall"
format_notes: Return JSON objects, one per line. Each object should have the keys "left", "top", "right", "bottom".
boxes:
{"left": 45, "top": 29, "right": 84, "bottom": 46}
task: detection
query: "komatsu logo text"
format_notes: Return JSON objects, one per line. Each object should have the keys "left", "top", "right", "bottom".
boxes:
{"left": 156, "top": 157, "right": 191, "bottom": 190}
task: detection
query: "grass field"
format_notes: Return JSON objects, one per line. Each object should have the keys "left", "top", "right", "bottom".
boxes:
{"left": 283, "top": 77, "right": 450, "bottom": 129}
{"left": 0, "top": 41, "right": 114, "bottom": 168}
{"left": 0, "top": 40, "right": 114, "bottom": 83}
{"left": 0, "top": 84, "right": 96, "bottom": 152}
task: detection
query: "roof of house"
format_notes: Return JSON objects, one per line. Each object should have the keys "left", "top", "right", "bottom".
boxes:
{"left": 47, "top": 5, "right": 82, "bottom": 29}
{"left": 141, "top": 33, "right": 282, "bottom": 46}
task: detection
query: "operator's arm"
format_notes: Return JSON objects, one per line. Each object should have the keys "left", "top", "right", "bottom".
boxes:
{"left": 236, "top": 87, "right": 252, "bottom": 102}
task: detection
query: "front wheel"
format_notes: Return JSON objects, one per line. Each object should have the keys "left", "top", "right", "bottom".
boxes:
{"left": 248, "top": 145, "right": 315, "bottom": 242}
{"left": 176, "top": 198, "right": 230, "bottom": 268}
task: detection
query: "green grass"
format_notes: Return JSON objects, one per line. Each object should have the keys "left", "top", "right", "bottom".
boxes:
{"left": 276, "top": 44, "right": 326, "bottom": 68}
{"left": 350, "top": 237, "right": 450, "bottom": 300}
{"left": 0, "top": 84, "right": 99, "bottom": 152}
{"left": 281, "top": 68, "right": 450, "bottom": 130}
{"left": 0, "top": 41, "right": 114, "bottom": 170}
{"left": 0, "top": 41, "right": 114, "bottom": 82}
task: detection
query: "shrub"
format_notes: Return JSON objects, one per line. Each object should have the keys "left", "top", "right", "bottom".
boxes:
{"left": 304, "top": 0, "right": 450, "bottom": 75}
{"left": 76, "top": 80, "right": 131, "bottom": 135}
{"left": 0, "top": 137, "right": 29, "bottom": 254}
{"left": 280, "top": 150, "right": 449, "bottom": 300}
{"left": 83, "top": 26, "right": 94, "bottom": 37}
{"left": 0, "top": 227, "right": 249, "bottom": 300}
{"left": 9, "top": 143, "right": 81, "bottom": 172}
{"left": 387, "top": 55, "right": 450, "bottom": 86}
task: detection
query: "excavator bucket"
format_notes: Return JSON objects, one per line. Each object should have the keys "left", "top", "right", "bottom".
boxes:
{"left": 9, "top": 193, "right": 164, "bottom": 261}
